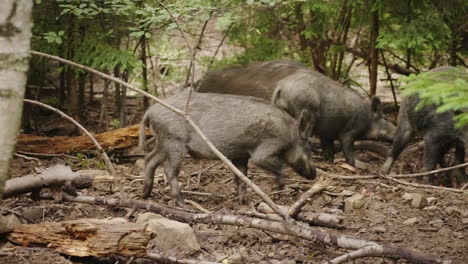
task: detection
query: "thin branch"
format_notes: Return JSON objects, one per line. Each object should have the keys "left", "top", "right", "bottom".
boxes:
{"left": 381, "top": 174, "right": 467, "bottom": 193}
{"left": 324, "top": 245, "right": 384, "bottom": 264}
{"left": 288, "top": 181, "right": 327, "bottom": 217}
{"left": 146, "top": 253, "right": 221, "bottom": 264}
{"left": 31, "top": 50, "right": 291, "bottom": 222}
{"left": 23, "top": 99, "right": 119, "bottom": 189}
{"left": 154, "top": 0, "right": 194, "bottom": 87}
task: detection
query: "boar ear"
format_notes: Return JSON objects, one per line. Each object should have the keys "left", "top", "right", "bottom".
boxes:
{"left": 371, "top": 96, "right": 382, "bottom": 113}
{"left": 298, "top": 109, "right": 315, "bottom": 140}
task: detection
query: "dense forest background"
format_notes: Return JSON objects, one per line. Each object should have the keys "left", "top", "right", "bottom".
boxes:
{"left": 0, "top": 1, "right": 467, "bottom": 263}
{"left": 27, "top": 0, "right": 467, "bottom": 134}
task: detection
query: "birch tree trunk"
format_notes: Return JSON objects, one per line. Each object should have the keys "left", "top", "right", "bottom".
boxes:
{"left": 0, "top": 0, "right": 33, "bottom": 199}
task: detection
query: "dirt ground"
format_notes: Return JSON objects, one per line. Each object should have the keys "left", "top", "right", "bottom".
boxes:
{"left": 2, "top": 132, "right": 467, "bottom": 264}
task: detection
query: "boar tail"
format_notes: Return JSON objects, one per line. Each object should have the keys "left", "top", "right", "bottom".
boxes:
{"left": 138, "top": 111, "right": 150, "bottom": 151}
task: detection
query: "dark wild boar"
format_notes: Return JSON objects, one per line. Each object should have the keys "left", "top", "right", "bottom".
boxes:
{"left": 380, "top": 66, "right": 467, "bottom": 186}
{"left": 139, "top": 91, "right": 317, "bottom": 207}
{"left": 272, "top": 69, "right": 396, "bottom": 166}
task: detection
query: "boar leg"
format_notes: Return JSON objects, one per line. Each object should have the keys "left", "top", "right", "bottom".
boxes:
{"left": 232, "top": 158, "right": 248, "bottom": 204}
{"left": 422, "top": 134, "right": 448, "bottom": 184}
{"left": 251, "top": 148, "right": 285, "bottom": 189}
{"left": 339, "top": 133, "right": 356, "bottom": 167}
{"left": 380, "top": 118, "right": 413, "bottom": 174}
{"left": 142, "top": 148, "right": 166, "bottom": 198}
{"left": 164, "top": 142, "right": 187, "bottom": 207}
{"left": 320, "top": 136, "right": 335, "bottom": 162}
{"left": 450, "top": 142, "right": 467, "bottom": 187}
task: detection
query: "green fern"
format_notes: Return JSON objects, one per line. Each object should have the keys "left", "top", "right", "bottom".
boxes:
{"left": 401, "top": 68, "right": 468, "bottom": 127}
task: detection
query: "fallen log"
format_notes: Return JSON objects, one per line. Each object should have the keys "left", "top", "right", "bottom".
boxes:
{"left": 40, "top": 193, "right": 458, "bottom": 264}
{"left": 7, "top": 218, "right": 155, "bottom": 257}
{"left": 3, "top": 164, "right": 92, "bottom": 199}
{"left": 16, "top": 124, "right": 150, "bottom": 154}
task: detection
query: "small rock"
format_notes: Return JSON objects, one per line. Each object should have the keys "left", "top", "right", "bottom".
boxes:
{"left": 135, "top": 159, "right": 145, "bottom": 170}
{"left": 423, "top": 205, "right": 438, "bottom": 211}
{"left": 341, "top": 190, "right": 355, "bottom": 196}
{"left": 426, "top": 197, "right": 438, "bottom": 205}
{"left": 437, "top": 227, "right": 452, "bottom": 237}
{"left": 401, "top": 192, "right": 413, "bottom": 201}
{"left": 267, "top": 252, "right": 275, "bottom": 257}
{"left": 354, "top": 159, "right": 369, "bottom": 170}
{"left": 21, "top": 207, "right": 45, "bottom": 221}
{"left": 372, "top": 226, "right": 387, "bottom": 233}
{"left": 137, "top": 213, "right": 200, "bottom": 253}
{"left": 411, "top": 194, "right": 428, "bottom": 209}
{"left": 453, "top": 232, "right": 464, "bottom": 239}
{"left": 326, "top": 208, "right": 344, "bottom": 214}
{"left": 403, "top": 217, "right": 418, "bottom": 225}
{"left": 344, "top": 194, "right": 366, "bottom": 213}
{"left": 136, "top": 212, "right": 165, "bottom": 224}
{"left": 462, "top": 218, "right": 468, "bottom": 224}
{"left": 446, "top": 206, "right": 468, "bottom": 217}
{"left": 224, "top": 252, "right": 244, "bottom": 264}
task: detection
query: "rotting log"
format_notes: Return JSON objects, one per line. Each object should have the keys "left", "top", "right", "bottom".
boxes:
{"left": 16, "top": 125, "right": 151, "bottom": 154}
{"left": 7, "top": 218, "right": 155, "bottom": 257}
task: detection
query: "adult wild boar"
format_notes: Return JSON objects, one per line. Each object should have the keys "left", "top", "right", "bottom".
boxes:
{"left": 198, "top": 60, "right": 396, "bottom": 166}
{"left": 380, "top": 66, "right": 467, "bottom": 186}
{"left": 272, "top": 69, "right": 396, "bottom": 167}
{"left": 197, "top": 60, "right": 307, "bottom": 100}
{"left": 139, "top": 91, "right": 317, "bottom": 207}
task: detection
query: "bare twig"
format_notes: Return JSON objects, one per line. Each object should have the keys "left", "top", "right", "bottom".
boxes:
{"left": 23, "top": 99, "right": 119, "bottom": 190}
{"left": 381, "top": 174, "right": 467, "bottom": 194}
{"left": 288, "top": 181, "right": 327, "bottom": 217}
{"left": 206, "top": 24, "right": 232, "bottom": 73}
{"left": 31, "top": 50, "right": 290, "bottom": 222}
{"left": 155, "top": 0, "right": 195, "bottom": 111}
{"left": 146, "top": 253, "right": 221, "bottom": 264}
{"left": 13, "top": 153, "right": 41, "bottom": 165}
{"left": 324, "top": 245, "right": 384, "bottom": 264}
{"left": 184, "top": 199, "right": 212, "bottom": 214}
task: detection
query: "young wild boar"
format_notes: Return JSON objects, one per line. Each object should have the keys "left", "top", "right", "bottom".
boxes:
{"left": 272, "top": 69, "right": 396, "bottom": 167}
{"left": 380, "top": 66, "right": 467, "bottom": 186}
{"left": 139, "top": 91, "right": 317, "bottom": 207}
{"left": 198, "top": 60, "right": 396, "bottom": 167}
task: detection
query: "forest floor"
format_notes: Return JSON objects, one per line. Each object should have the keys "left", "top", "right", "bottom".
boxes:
{"left": 2, "top": 119, "right": 467, "bottom": 264}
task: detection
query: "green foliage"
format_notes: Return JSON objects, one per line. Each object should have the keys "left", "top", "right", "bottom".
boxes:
{"left": 65, "top": 152, "right": 107, "bottom": 170}
{"left": 43, "top": 31, "right": 64, "bottom": 44}
{"left": 401, "top": 68, "right": 468, "bottom": 127}
{"left": 109, "top": 119, "right": 121, "bottom": 130}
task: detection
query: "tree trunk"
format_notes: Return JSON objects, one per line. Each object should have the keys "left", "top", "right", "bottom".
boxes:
{"left": 0, "top": 0, "right": 33, "bottom": 199}
{"left": 140, "top": 35, "right": 149, "bottom": 110}
{"left": 120, "top": 71, "right": 128, "bottom": 127}
{"left": 369, "top": 0, "right": 380, "bottom": 97}
{"left": 406, "top": 0, "right": 412, "bottom": 69}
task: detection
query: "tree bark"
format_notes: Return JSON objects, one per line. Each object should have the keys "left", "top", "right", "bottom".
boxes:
{"left": 17, "top": 124, "right": 147, "bottom": 154}
{"left": 369, "top": 0, "right": 380, "bottom": 97}
{"left": 0, "top": 0, "right": 33, "bottom": 199}
{"left": 8, "top": 218, "right": 155, "bottom": 257}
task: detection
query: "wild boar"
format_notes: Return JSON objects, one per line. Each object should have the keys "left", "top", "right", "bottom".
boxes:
{"left": 272, "top": 69, "right": 396, "bottom": 166}
{"left": 197, "top": 60, "right": 307, "bottom": 100}
{"left": 380, "top": 66, "right": 467, "bottom": 186}
{"left": 139, "top": 91, "right": 317, "bottom": 206}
